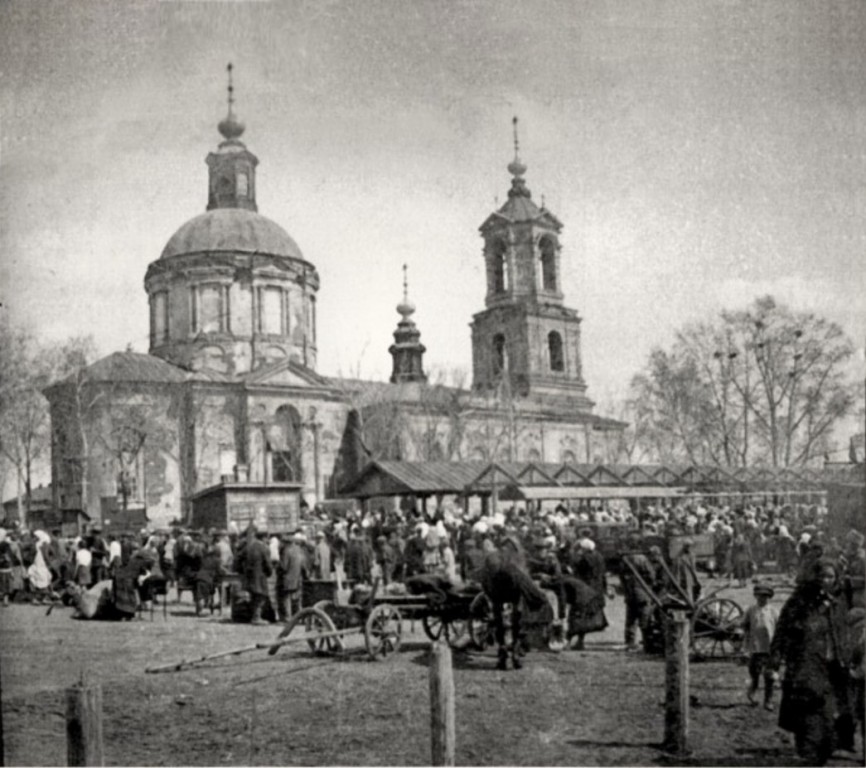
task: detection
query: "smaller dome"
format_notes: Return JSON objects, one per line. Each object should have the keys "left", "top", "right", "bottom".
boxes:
{"left": 397, "top": 300, "right": 416, "bottom": 318}
{"left": 218, "top": 115, "right": 245, "bottom": 141}
{"left": 161, "top": 209, "right": 303, "bottom": 260}
{"left": 507, "top": 158, "right": 527, "bottom": 177}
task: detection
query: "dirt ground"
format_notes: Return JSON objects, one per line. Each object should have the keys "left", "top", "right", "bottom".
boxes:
{"left": 1, "top": 579, "right": 863, "bottom": 767}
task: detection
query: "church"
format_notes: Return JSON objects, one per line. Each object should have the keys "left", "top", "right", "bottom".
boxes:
{"left": 45, "top": 74, "right": 625, "bottom": 531}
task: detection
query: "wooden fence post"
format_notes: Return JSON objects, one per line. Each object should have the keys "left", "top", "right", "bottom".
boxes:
{"left": 66, "top": 671, "right": 104, "bottom": 766}
{"left": 663, "top": 610, "right": 690, "bottom": 756}
{"left": 429, "top": 641, "right": 455, "bottom": 766}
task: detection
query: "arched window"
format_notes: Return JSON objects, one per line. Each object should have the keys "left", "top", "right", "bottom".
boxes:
{"left": 548, "top": 331, "right": 564, "bottom": 372}
{"left": 492, "top": 240, "right": 508, "bottom": 294}
{"left": 561, "top": 449, "right": 577, "bottom": 464}
{"left": 492, "top": 333, "right": 507, "bottom": 375}
{"left": 540, "top": 237, "right": 557, "bottom": 292}
{"left": 270, "top": 405, "right": 302, "bottom": 482}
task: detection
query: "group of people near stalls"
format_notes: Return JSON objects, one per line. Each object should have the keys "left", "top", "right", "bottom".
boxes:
{"left": 0, "top": 493, "right": 862, "bottom": 764}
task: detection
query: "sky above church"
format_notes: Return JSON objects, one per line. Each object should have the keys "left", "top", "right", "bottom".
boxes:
{"left": 2, "top": 1, "right": 865, "bottom": 422}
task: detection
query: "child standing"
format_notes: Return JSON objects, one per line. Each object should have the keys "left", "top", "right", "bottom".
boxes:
{"left": 741, "top": 583, "right": 779, "bottom": 710}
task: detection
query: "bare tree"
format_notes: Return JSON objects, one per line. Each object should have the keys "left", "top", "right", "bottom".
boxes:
{"left": 630, "top": 296, "right": 855, "bottom": 467}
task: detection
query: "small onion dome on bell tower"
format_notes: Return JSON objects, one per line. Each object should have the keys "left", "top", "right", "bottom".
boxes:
{"left": 507, "top": 116, "right": 531, "bottom": 199}
{"left": 207, "top": 63, "right": 258, "bottom": 212}
{"left": 389, "top": 264, "right": 427, "bottom": 384}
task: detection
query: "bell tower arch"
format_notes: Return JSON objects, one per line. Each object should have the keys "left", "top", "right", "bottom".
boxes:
{"left": 470, "top": 118, "right": 592, "bottom": 408}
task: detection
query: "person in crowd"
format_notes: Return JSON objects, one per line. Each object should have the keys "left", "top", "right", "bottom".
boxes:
{"left": 672, "top": 538, "right": 701, "bottom": 603}
{"left": 345, "top": 525, "right": 372, "bottom": 584}
{"left": 0, "top": 528, "right": 19, "bottom": 605}
{"left": 461, "top": 535, "right": 485, "bottom": 583}
{"left": 314, "top": 530, "right": 331, "bottom": 580}
{"left": 619, "top": 535, "right": 657, "bottom": 653}
{"left": 193, "top": 538, "right": 224, "bottom": 616}
{"left": 89, "top": 527, "right": 109, "bottom": 583}
{"left": 375, "top": 534, "right": 397, "bottom": 585}
{"left": 841, "top": 529, "right": 865, "bottom": 612}
{"left": 73, "top": 540, "right": 93, "bottom": 588}
{"left": 570, "top": 533, "right": 607, "bottom": 651}
{"left": 27, "top": 530, "right": 54, "bottom": 604}
{"left": 742, "top": 583, "right": 779, "bottom": 710}
{"left": 160, "top": 529, "right": 177, "bottom": 591}
{"left": 439, "top": 535, "right": 458, "bottom": 585}
{"left": 770, "top": 559, "right": 854, "bottom": 765}
{"left": 403, "top": 524, "right": 426, "bottom": 578}
{"left": 276, "top": 531, "right": 309, "bottom": 621}
{"left": 731, "top": 532, "right": 754, "bottom": 588}
{"left": 235, "top": 527, "right": 273, "bottom": 625}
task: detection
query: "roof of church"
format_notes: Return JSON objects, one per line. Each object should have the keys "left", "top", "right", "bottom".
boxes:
{"left": 57, "top": 351, "right": 189, "bottom": 386}
{"left": 160, "top": 208, "right": 304, "bottom": 261}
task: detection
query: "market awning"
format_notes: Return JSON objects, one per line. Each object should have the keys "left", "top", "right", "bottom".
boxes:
{"left": 497, "top": 485, "right": 688, "bottom": 501}
{"left": 339, "top": 461, "right": 487, "bottom": 499}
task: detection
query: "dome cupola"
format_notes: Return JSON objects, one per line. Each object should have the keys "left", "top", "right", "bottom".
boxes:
{"left": 145, "top": 65, "right": 320, "bottom": 376}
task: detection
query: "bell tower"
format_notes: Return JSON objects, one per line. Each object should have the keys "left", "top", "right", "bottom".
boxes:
{"left": 206, "top": 63, "right": 258, "bottom": 212}
{"left": 389, "top": 265, "right": 427, "bottom": 383}
{"left": 470, "top": 118, "right": 592, "bottom": 407}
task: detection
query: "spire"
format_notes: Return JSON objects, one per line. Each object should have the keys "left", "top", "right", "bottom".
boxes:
{"left": 389, "top": 264, "right": 426, "bottom": 383}
{"left": 218, "top": 62, "right": 245, "bottom": 141}
{"left": 396, "top": 262, "right": 415, "bottom": 317}
{"left": 506, "top": 116, "right": 530, "bottom": 199}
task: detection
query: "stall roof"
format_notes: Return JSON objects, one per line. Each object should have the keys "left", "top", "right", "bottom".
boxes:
{"left": 498, "top": 485, "right": 687, "bottom": 501}
{"left": 339, "top": 461, "right": 487, "bottom": 499}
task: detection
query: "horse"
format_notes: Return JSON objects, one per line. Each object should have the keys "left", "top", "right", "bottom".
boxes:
{"left": 479, "top": 536, "right": 550, "bottom": 670}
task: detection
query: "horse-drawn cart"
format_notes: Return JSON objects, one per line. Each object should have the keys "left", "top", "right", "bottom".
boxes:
{"left": 275, "top": 578, "right": 488, "bottom": 661}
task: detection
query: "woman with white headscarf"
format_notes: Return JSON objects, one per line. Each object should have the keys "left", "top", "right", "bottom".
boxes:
{"left": 27, "top": 530, "right": 53, "bottom": 602}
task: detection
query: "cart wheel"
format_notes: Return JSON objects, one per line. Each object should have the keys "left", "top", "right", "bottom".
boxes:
{"left": 468, "top": 593, "right": 510, "bottom": 650}
{"left": 691, "top": 597, "right": 744, "bottom": 659}
{"left": 422, "top": 613, "right": 446, "bottom": 642}
{"left": 269, "top": 606, "right": 343, "bottom": 656}
{"left": 365, "top": 604, "right": 402, "bottom": 660}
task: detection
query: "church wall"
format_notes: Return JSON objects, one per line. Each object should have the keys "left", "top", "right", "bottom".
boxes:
{"left": 57, "top": 383, "right": 185, "bottom": 530}
{"left": 244, "top": 392, "right": 347, "bottom": 506}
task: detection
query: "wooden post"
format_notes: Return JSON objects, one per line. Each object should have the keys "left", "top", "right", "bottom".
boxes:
{"left": 66, "top": 671, "right": 104, "bottom": 766}
{"left": 429, "top": 641, "right": 455, "bottom": 766}
{"left": 663, "top": 610, "right": 690, "bottom": 756}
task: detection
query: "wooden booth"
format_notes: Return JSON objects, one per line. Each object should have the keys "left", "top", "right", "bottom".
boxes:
{"left": 190, "top": 482, "right": 303, "bottom": 534}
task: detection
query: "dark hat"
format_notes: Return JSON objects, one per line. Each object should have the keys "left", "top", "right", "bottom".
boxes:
{"left": 578, "top": 527, "right": 593, "bottom": 539}
{"left": 753, "top": 584, "right": 774, "bottom": 598}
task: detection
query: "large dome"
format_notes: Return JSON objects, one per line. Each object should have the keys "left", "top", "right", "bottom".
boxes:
{"left": 160, "top": 208, "right": 303, "bottom": 260}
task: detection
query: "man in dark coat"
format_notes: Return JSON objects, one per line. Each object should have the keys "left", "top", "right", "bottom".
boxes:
{"left": 344, "top": 526, "right": 372, "bottom": 584}
{"left": 276, "top": 532, "right": 309, "bottom": 621}
{"left": 236, "top": 528, "right": 273, "bottom": 624}
{"left": 770, "top": 559, "right": 853, "bottom": 765}
{"left": 620, "top": 536, "right": 657, "bottom": 652}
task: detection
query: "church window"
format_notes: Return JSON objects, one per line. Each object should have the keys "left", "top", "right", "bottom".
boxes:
{"left": 237, "top": 171, "right": 249, "bottom": 197}
{"left": 116, "top": 469, "right": 138, "bottom": 502}
{"left": 548, "top": 331, "right": 564, "bottom": 372}
{"left": 540, "top": 237, "right": 557, "bottom": 292}
{"left": 152, "top": 291, "right": 169, "bottom": 344}
{"left": 492, "top": 333, "right": 507, "bottom": 375}
{"left": 310, "top": 295, "right": 317, "bottom": 343}
{"left": 270, "top": 405, "right": 302, "bottom": 482}
{"left": 199, "top": 284, "right": 223, "bottom": 333}
{"left": 261, "top": 287, "right": 284, "bottom": 335}
{"left": 492, "top": 240, "right": 508, "bottom": 294}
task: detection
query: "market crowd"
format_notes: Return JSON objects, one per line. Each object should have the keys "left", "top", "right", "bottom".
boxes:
{"left": 0, "top": 496, "right": 862, "bottom": 764}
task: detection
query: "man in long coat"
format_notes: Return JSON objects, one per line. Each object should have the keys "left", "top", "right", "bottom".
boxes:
{"left": 237, "top": 528, "right": 273, "bottom": 624}
{"left": 276, "top": 532, "right": 309, "bottom": 621}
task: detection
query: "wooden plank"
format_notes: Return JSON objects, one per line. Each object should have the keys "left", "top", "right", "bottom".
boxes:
{"left": 429, "top": 642, "right": 455, "bottom": 766}
{"left": 66, "top": 672, "right": 104, "bottom": 766}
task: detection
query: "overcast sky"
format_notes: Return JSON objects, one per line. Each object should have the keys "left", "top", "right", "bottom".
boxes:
{"left": 2, "top": 1, "right": 865, "bottom": 421}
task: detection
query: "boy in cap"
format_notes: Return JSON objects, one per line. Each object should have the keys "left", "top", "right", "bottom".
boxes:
{"left": 741, "top": 583, "right": 779, "bottom": 710}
